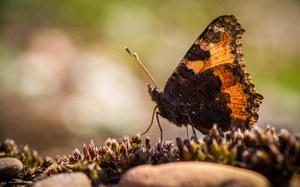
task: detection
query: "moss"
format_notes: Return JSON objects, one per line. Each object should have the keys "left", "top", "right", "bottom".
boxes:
{"left": 0, "top": 125, "right": 299, "bottom": 186}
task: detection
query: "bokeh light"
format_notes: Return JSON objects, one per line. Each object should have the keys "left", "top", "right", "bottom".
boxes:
{"left": 0, "top": 0, "right": 299, "bottom": 156}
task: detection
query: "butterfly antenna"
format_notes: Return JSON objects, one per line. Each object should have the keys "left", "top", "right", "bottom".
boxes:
{"left": 125, "top": 47, "right": 159, "bottom": 88}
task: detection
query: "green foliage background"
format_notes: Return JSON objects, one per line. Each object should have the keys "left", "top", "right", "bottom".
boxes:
{"left": 0, "top": 0, "right": 299, "bottom": 156}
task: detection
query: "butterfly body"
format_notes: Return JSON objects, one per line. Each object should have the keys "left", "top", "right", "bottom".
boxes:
{"left": 148, "top": 15, "right": 263, "bottom": 134}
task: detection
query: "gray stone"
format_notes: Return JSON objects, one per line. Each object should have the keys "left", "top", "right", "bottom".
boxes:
{"left": 0, "top": 157, "right": 23, "bottom": 180}
{"left": 119, "top": 162, "right": 271, "bottom": 187}
{"left": 33, "top": 172, "right": 91, "bottom": 187}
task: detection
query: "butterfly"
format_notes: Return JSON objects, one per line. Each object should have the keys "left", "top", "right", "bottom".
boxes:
{"left": 126, "top": 15, "right": 263, "bottom": 140}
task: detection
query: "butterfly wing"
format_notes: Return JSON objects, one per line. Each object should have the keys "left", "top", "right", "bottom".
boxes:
{"left": 162, "top": 15, "right": 263, "bottom": 133}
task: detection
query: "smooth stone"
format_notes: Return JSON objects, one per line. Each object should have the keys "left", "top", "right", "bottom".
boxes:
{"left": 119, "top": 161, "right": 271, "bottom": 187}
{"left": 289, "top": 174, "right": 300, "bottom": 187}
{"left": 0, "top": 157, "right": 23, "bottom": 180}
{"left": 33, "top": 172, "right": 91, "bottom": 187}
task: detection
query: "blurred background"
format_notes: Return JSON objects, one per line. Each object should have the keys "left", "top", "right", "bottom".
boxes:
{"left": 0, "top": 0, "right": 299, "bottom": 156}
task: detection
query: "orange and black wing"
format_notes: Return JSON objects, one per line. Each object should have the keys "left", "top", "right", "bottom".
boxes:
{"left": 163, "top": 15, "right": 263, "bottom": 133}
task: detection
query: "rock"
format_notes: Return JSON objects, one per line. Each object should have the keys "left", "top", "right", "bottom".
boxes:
{"left": 119, "top": 162, "right": 271, "bottom": 187}
{"left": 33, "top": 172, "right": 91, "bottom": 187}
{"left": 0, "top": 157, "right": 23, "bottom": 180}
{"left": 289, "top": 175, "right": 300, "bottom": 187}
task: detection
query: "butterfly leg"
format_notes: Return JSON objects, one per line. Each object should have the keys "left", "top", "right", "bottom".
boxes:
{"left": 191, "top": 125, "right": 198, "bottom": 141}
{"left": 183, "top": 108, "right": 198, "bottom": 141}
{"left": 156, "top": 111, "right": 163, "bottom": 143}
{"left": 186, "top": 126, "right": 190, "bottom": 139}
{"left": 141, "top": 105, "right": 158, "bottom": 136}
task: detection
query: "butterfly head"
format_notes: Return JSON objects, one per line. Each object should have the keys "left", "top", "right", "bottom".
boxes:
{"left": 147, "top": 83, "right": 161, "bottom": 102}
{"left": 147, "top": 83, "right": 169, "bottom": 119}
